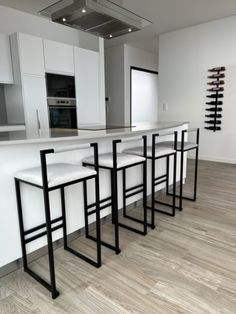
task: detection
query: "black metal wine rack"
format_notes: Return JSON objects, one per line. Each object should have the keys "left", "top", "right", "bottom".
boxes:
{"left": 205, "top": 66, "right": 226, "bottom": 132}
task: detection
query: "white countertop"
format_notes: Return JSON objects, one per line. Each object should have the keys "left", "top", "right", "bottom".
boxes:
{"left": 0, "top": 124, "right": 26, "bottom": 132}
{"left": 0, "top": 122, "right": 188, "bottom": 146}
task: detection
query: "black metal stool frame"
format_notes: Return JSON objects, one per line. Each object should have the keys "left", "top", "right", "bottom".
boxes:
{"left": 166, "top": 128, "right": 200, "bottom": 211}
{"left": 83, "top": 135, "right": 149, "bottom": 255}
{"left": 146, "top": 132, "right": 178, "bottom": 224}
{"left": 15, "top": 143, "right": 101, "bottom": 299}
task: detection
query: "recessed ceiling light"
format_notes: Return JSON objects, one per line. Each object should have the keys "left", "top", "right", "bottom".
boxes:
{"left": 82, "top": 8, "right": 86, "bottom": 13}
{"left": 62, "top": 17, "right": 67, "bottom": 22}
{"left": 109, "top": 34, "right": 113, "bottom": 38}
{"left": 128, "top": 28, "right": 132, "bottom": 32}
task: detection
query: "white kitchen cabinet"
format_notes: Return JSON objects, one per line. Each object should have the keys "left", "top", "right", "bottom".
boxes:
{"left": 0, "top": 33, "right": 13, "bottom": 84}
{"left": 44, "top": 39, "right": 75, "bottom": 75}
{"left": 74, "top": 47, "right": 100, "bottom": 125}
{"left": 22, "top": 75, "right": 49, "bottom": 130}
{"left": 17, "top": 33, "right": 45, "bottom": 76}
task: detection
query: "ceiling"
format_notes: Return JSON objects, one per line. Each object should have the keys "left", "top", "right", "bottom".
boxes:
{"left": 1, "top": 0, "right": 236, "bottom": 53}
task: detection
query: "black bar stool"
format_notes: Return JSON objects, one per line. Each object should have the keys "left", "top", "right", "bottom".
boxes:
{"left": 124, "top": 132, "right": 178, "bottom": 225}
{"left": 157, "top": 128, "right": 200, "bottom": 210}
{"left": 83, "top": 135, "right": 148, "bottom": 254}
{"left": 14, "top": 143, "right": 101, "bottom": 299}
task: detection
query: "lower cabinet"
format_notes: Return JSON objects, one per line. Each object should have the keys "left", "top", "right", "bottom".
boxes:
{"left": 22, "top": 75, "right": 49, "bottom": 130}
{"left": 74, "top": 47, "right": 100, "bottom": 125}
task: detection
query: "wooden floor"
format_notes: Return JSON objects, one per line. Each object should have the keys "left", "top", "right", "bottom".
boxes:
{"left": 1, "top": 160, "right": 236, "bottom": 313}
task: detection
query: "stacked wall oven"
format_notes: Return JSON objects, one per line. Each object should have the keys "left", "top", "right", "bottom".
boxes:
{"left": 46, "top": 73, "right": 77, "bottom": 129}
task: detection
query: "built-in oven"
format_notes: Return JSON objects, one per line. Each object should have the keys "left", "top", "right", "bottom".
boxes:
{"left": 46, "top": 73, "right": 77, "bottom": 129}
{"left": 48, "top": 98, "right": 77, "bottom": 129}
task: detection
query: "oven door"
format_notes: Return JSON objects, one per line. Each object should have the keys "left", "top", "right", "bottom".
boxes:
{"left": 49, "top": 106, "right": 77, "bottom": 129}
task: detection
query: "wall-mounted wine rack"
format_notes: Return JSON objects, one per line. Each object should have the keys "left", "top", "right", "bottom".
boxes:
{"left": 205, "top": 66, "right": 226, "bottom": 132}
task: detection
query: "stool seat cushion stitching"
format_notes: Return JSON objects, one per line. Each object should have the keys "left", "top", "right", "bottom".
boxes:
{"left": 83, "top": 153, "right": 145, "bottom": 169}
{"left": 123, "top": 146, "right": 176, "bottom": 158}
{"left": 156, "top": 141, "right": 198, "bottom": 151}
{"left": 15, "top": 163, "right": 97, "bottom": 188}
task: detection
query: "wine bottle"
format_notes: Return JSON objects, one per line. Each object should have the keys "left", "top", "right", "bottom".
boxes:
{"left": 207, "top": 87, "right": 224, "bottom": 92}
{"left": 207, "top": 80, "right": 224, "bottom": 85}
{"left": 207, "top": 94, "right": 224, "bottom": 98}
{"left": 205, "top": 114, "right": 222, "bottom": 118}
{"left": 206, "top": 107, "right": 223, "bottom": 112}
{"left": 205, "top": 126, "right": 221, "bottom": 131}
{"left": 208, "top": 73, "right": 225, "bottom": 79}
{"left": 205, "top": 120, "right": 221, "bottom": 125}
{"left": 208, "top": 66, "right": 226, "bottom": 72}
{"left": 206, "top": 101, "right": 223, "bottom": 105}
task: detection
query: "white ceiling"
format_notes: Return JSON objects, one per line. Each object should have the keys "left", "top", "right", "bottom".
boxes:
{"left": 1, "top": 0, "right": 236, "bottom": 53}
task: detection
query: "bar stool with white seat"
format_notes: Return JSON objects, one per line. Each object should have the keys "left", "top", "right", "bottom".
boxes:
{"left": 124, "top": 132, "right": 178, "bottom": 224}
{"left": 156, "top": 128, "right": 200, "bottom": 210}
{"left": 82, "top": 135, "right": 148, "bottom": 254}
{"left": 14, "top": 143, "right": 101, "bottom": 299}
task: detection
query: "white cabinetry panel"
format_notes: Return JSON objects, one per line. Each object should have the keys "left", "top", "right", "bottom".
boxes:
{"left": 44, "top": 39, "right": 74, "bottom": 75}
{"left": 22, "top": 75, "right": 49, "bottom": 130}
{"left": 74, "top": 47, "right": 100, "bottom": 125}
{"left": 0, "top": 33, "right": 13, "bottom": 84}
{"left": 18, "top": 33, "right": 45, "bottom": 76}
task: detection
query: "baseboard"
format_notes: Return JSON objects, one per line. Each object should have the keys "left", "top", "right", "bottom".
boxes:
{"left": 188, "top": 155, "right": 236, "bottom": 165}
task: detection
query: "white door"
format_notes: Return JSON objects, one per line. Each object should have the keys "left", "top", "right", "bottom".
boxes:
{"left": 22, "top": 75, "right": 49, "bottom": 130}
{"left": 74, "top": 47, "right": 100, "bottom": 125}
{"left": 131, "top": 68, "right": 158, "bottom": 124}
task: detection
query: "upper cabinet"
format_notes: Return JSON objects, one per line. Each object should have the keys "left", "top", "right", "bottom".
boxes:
{"left": 17, "top": 33, "right": 45, "bottom": 76}
{"left": 74, "top": 47, "right": 100, "bottom": 125}
{"left": 44, "top": 40, "right": 75, "bottom": 75}
{"left": 0, "top": 33, "right": 13, "bottom": 84}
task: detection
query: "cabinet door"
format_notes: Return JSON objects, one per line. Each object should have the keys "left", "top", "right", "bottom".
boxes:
{"left": 74, "top": 47, "right": 100, "bottom": 125}
{"left": 18, "top": 33, "right": 45, "bottom": 76}
{"left": 22, "top": 75, "right": 49, "bottom": 130}
{"left": 44, "top": 39, "right": 75, "bottom": 75}
{"left": 0, "top": 34, "right": 13, "bottom": 84}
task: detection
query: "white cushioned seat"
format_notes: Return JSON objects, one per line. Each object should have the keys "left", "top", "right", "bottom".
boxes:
{"left": 83, "top": 153, "right": 145, "bottom": 169}
{"left": 156, "top": 141, "right": 198, "bottom": 151}
{"left": 124, "top": 146, "right": 176, "bottom": 158}
{"left": 15, "top": 163, "right": 97, "bottom": 188}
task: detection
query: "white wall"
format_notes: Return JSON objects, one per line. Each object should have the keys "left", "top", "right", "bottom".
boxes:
{"left": 124, "top": 45, "right": 158, "bottom": 124}
{"left": 158, "top": 16, "right": 236, "bottom": 164}
{"left": 105, "top": 44, "right": 158, "bottom": 125}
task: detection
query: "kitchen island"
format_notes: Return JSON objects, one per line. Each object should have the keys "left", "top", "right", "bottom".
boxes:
{"left": 0, "top": 122, "right": 188, "bottom": 273}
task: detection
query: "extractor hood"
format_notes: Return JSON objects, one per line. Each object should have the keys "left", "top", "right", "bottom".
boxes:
{"left": 39, "top": 0, "right": 152, "bottom": 39}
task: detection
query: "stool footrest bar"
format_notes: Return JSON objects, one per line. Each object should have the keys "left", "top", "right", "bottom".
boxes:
{"left": 118, "top": 223, "right": 146, "bottom": 235}
{"left": 24, "top": 216, "right": 63, "bottom": 236}
{"left": 65, "top": 246, "right": 101, "bottom": 268}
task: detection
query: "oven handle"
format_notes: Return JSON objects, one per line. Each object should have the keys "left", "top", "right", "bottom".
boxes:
{"left": 49, "top": 106, "right": 77, "bottom": 109}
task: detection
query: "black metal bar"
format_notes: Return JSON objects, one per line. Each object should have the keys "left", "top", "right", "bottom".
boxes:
{"left": 155, "top": 174, "right": 167, "bottom": 182}
{"left": 194, "top": 129, "right": 200, "bottom": 200}
{"left": 166, "top": 155, "right": 170, "bottom": 193}
{"left": 25, "top": 223, "right": 64, "bottom": 244}
{"left": 65, "top": 246, "right": 100, "bottom": 268}
{"left": 87, "top": 235, "right": 119, "bottom": 253}
{"left": 179, "top": 131, "right": 185, "bottom": 211}
{"left": 151, "top": 133, "right": 157, "bottom": 229}
{"left": 125, "top": 183, "right": 143, "bottom": 193}
{"left": 83, "top": 180, "right": 89, "bottom": 238}
{"left": 86, "top": 196, "right": 112, "bottom": 210}
{"left": 142, "top": 135, "right": 147, "bottom": 235}
{"left": 118, "top": 223, "right": 146, "bottom": 235}
{"left": 40, "top": 149, "right": 58, "bottom": 299}
{"left": 172, "top": 131, "right": 178, "bottom": 216}
{"left": 126, "top": 189, "right": 144, "bottom": 198}
{"left": 88, "top": 202, "right": 113, "bottom": 216}
{"left": 154, "top": 179, "right": 167, "bottom": 187}
{"left": 147, "top": 206, "right": 175, "bottom": 217}
{"left": 123, "top": 168, "right": 126, "bottom": 216}
{"left": 15, "top": 179, "right": 28, "bottom": 270}
{"left": 24, "top": 216, "right": 63, "bottom": 236}
{"left": 25, "top": 268, "right": 59, "bottom": 299}
{"left": 60, "top": 188, "right": 67, "bottom": 249}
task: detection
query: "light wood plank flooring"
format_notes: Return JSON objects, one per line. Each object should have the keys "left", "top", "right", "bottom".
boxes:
{"left": 1, "top": 160, "right": 236, "bottom": 313}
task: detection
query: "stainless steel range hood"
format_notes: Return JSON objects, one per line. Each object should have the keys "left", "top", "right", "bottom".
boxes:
{"left": 39, "top": 0, "right": 151, "bottom": 39}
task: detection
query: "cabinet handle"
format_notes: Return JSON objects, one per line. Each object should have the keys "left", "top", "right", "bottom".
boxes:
{"left": 36, "top": 109, "right": 41, "bottom": 130}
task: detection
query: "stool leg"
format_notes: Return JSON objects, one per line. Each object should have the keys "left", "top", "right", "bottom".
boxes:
{"left": 94, "top": 175, "right": 102, "bottom": 267}
{"left": 42, "top": 188, "right": 59, "bottom": 299}
{"left": 172, "top": 153, "right": 177, "bottom": 217}
{"left": 111, "top": 170, "right": 115, "bottom": 225}
{"left": 83, "top": 180, "right": 89, "bottom": 238}
{"left": 193, "top": 147, "right": 199, "bottom": 201}
{"left": 166, "top": 155, "right": 170, "bottom": 195}
{"left": 143, "top": 161, "right": 147, "bottom": 235}
{"left": 111, "top": 169, "right": 120, "bottom": 254}
{"left": 122, "top": 169, "right": 126, "bottom": 217}
{"left": 151, "top": 157, "right": 155, "bottom": 229}
{"left": 61, "top": 188, "right": 68, "bottom": 249}
{"left": 15, "top": 179, "right": 28, "bottom": 270}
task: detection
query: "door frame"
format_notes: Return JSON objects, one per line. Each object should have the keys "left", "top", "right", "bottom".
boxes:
{"left": 130, "top": 66, "right": 159, "bottom": 125}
